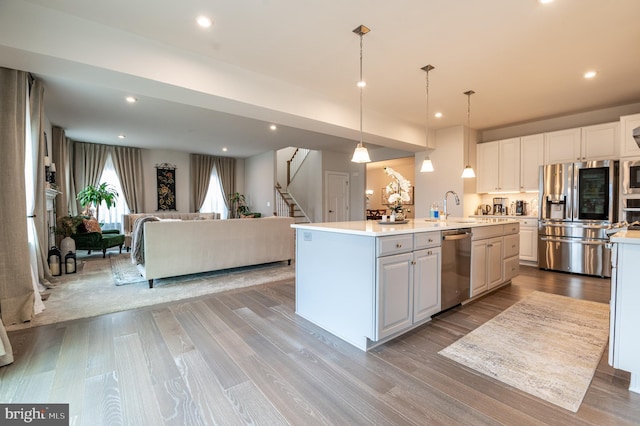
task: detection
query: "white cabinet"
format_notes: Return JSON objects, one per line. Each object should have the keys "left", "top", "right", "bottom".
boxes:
{"left": 520, "top": 134, "right": 545, "bottom": 191}
{"left": 477, "top": 135, "right": 543, "bottom": 193}
{"left": 471, "top": 225, "right": 505, "bottom": 297}
{"left": 545, "top": 123, "right": 618, "bottom": 164}
{"left": 518, "top": 217, "right": 538, "bottom": 263}
{"left": 620, "top": 114, "right": 640, "bottom": 158}
{"left": 545, "top": 128, "right": 582, "bottom": 164}
{"left": 609, "top": 240, "right": 640, "bottom": 393}
{"left": 477, "top": 141, "right": 500, "bottom": 193}
{"left": 582, "top": 122, "right": 619, "bottom": 160}
{"left": 376, "top": 232, "right": 441, "bottom": 340}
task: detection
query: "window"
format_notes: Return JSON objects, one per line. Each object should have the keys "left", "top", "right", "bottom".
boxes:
{"left": 200, "top": 168, "right": 228, "bottom": 219}
{"left": 97, "top": 153, "right": 129, "bottom": 231}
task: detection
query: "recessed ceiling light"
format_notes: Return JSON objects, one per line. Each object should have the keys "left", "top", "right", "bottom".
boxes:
{"left": 222, "top": 147, "right": 228, "bottom": 152}
{"left": 196, "top": 15, "right": 213, "bottom": 28}
{"left": 584, "top": 70, "right": 598, "bottom": 79}
{"left": 125, "top": 96, "right": 137, "bottom": 103}
{"left": 539, "top": 0, "right": 554, "bottom": 4}
{"left": 118, "top": 134, "right": 126, "bottom": 139}
{"left": 270, "top": 124, "right": 277, "bottom": 131}
{"left": 434, "top": 112, "right": 443, "bottom": 118}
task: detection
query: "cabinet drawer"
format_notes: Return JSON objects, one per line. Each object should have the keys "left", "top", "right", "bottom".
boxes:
{"left": 504, "top": 233, "right": 520, "bottom": 258}
{"left": 377, "top": 235, "right": 413, "bottom": 257}
{"left": 471, "top": 225, "right": 504, "bottom": 240}
{"left": 519, "top": 218, "right": 537, "bottom": 228}
{"left": 504, "top": 222, "right": 520, "bottom": 235}
{"left": 414, "top": 231, "right": 440, "bottom": 250}
{"left": 504, "top": 255, "right": 520, "bottom": 281}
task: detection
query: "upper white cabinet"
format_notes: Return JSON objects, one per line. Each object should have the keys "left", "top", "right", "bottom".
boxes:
{"left": 520, "top": 134, "right": 544, "bottom": 192}
{"left": 477, "top": 135, "right": 543, "bottom": 193}
{"left": 544, "top": 128, "right": 581, "bottom": 163}
{"left": 545, "top": 122, "right": 619, "bottom": 164}
{"left": 620, "top": 113, "right": 640, "bottom": 158}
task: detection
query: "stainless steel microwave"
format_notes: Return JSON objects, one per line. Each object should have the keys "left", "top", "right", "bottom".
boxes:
{"left": 621, "top": 158, "right": 640, "bottom": 195}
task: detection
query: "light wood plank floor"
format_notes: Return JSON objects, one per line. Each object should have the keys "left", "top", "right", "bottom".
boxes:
{"left": 1, "top": 266, "right": 639, "bottom": 425}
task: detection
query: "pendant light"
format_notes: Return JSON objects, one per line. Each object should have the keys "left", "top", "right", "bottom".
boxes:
{"left": 461, "top": 90, "right": 476, "bottom": 178}
{"left": 420, "top": 64, "right": 435, "bottom": 172}
{"left": 351, "top": 24, "right": 371, "bottom": 163}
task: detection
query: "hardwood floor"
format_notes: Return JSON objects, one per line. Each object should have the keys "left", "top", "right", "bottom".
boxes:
{"left": 1, "top": 266, "right": 639, "bottom": 425}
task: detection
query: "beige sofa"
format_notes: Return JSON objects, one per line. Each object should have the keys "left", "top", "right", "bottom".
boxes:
{"left": 123, "top": 212, "right": 220, "bottom": 250}
{"left": 138, "top": 216, "right": 295, "bottom": 287}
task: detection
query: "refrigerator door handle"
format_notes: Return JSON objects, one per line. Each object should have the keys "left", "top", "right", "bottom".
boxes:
{"left": 540, "top": 236, "right": 607, "bottom": 245}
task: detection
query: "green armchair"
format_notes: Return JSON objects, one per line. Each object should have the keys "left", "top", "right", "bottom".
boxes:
{"left": 72, "top": 229, "right": 125, "bottom": 258}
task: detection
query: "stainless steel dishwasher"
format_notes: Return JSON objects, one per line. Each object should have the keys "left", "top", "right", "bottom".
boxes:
{"left": 441, "top": 229, "right": 472, "bottom": 311}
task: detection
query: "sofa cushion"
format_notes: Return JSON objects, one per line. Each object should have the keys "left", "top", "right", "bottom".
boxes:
{"left": 83, "top": 218, "right": 102, "bottom": 233}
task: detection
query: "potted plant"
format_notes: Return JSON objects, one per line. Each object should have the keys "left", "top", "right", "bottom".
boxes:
{"left": 228, "top": 192, "right": 249, "bottom": 218}
{"left": 77, "top": 182, "right": 119, "bottom": 219}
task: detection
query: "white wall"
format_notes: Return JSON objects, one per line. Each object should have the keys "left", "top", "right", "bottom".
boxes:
{"left": 244, "top": 151, "right": 275, "bottom": 216}
{"left": 414, "top": 126, "right": 467, "bottom": 218}
{"left": 288, "top": 150, "right": 322, "bottom": 222}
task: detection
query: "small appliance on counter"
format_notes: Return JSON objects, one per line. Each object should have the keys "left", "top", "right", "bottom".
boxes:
{"left": 493, "top": 197, "right": 508, "bottom": 215}
{"left": 514, "top": 200, "right": 527, "bottom": 216}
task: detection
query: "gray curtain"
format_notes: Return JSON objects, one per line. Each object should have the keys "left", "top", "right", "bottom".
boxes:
{"left": 52, "top": 126, "right": 76, "bottom": 216}
{"left": 29, "top": 79, "right": 53, "bottom": 284}
{"left": 71, "top": 141, "right": 109, "bottom": 213}
{"left": 112, "top": 145, "right": 145, "bottom": 213}
{"left": 0, "top": 68, "right": 35, "bottom": 329}
{"left": 214, "top": 157, "right": 235, "bottom": 215}
{"left": 190, "top": 154, "right": 216, "bottom": 212}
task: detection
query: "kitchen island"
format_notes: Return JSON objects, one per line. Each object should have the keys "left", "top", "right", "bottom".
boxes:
{"left": 292, "top": 218, "right": 519, "bottom": 351}
{"left": 609, "top": 230, "right": 640, "bottom": 394}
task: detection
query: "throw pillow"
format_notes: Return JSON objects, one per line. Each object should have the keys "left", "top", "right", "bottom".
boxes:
{"left": 83, "top": 218, "right": 102, "bottom": 234}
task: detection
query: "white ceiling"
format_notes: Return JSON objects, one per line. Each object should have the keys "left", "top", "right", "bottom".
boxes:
{"left": 2, "top": 0, "right": 640, "bottom": 158}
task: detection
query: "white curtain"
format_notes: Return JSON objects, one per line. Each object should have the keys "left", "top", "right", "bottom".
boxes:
{"left": 200, "top": 168, "right": 229, "bottom": 219}
{"left": 97, "top": 153, "right": 129, "bottom": 232}
{"left": 24, "top": 82, "right": 45, "bottom": 315}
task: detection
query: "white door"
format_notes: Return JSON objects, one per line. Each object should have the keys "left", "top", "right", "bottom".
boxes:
{"left": 326, "top": 171, "right": 349, "bottom": 222}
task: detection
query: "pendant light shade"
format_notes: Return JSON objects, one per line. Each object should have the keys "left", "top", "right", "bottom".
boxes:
{"left": 351, "top": 24, "right": 371, "bottom": 163}
{"left": 461, "top": 90, "right": 476, "bottom": 179}
{"left": 420, "top": 64, "right": 435, "bottom": 173}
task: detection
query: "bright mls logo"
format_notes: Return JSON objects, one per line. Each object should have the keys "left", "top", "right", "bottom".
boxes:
{"left": 1, "top": 404, "right": 68, "bottom": 425}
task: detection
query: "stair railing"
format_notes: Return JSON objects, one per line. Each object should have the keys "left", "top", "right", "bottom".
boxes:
{"left": 287, "top": 148, "right": 310, "bottom": 186}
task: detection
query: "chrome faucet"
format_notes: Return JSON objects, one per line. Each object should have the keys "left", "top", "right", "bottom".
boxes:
{"left": 443, "top": 190, "right": 460, "bottom": 219}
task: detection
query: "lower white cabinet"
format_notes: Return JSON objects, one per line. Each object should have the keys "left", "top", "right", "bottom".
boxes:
{"left": 518, "top": 218, "right": 538, "bottom": 263}
{"left": 471, "top": 223, "right": 520, "bottom": 298}
{"left": 471, "top": 237, "right": 503, "bottom": 297}
{"left": 376, "top": 236, "right": 441, "bottom": 341}
{"left": 609, "top": 239, "right": 640, "bottom": 393}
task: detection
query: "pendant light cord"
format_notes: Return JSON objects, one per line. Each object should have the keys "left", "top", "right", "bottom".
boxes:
{"left": 359, "top": 33, "right": 364, "bottom": 145}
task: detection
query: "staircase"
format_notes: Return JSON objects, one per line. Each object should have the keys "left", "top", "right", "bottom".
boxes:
{"left": 275, "top": 184, "right": 309, "bottom": 223}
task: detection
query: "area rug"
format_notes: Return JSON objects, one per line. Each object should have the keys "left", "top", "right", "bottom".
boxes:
{"left": 110, "top": 253, "right": 146, "bottom": 286}
{"left": 438, "top": 291, "right": 609, "bottom": 412}
{"left": 8, "top": 253, "right": 295, "bottom": 331}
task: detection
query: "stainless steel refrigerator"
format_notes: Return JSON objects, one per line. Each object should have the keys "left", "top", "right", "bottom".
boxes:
{"left": 538, "top": 160, "right": 618, "bottom": 277}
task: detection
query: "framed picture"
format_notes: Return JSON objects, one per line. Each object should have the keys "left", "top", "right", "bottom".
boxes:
{"left": 156, "top": 163, "right": 177, "bottom": 210}
{"left": 381, "top": 186, "right": 414, "bottom": 206}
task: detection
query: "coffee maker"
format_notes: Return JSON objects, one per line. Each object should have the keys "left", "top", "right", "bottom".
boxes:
{"left": 493, "top": 197, "right": 508, "bottom": 215}
{"left": 515, "top": 200, "right": 527, "bottom": 216}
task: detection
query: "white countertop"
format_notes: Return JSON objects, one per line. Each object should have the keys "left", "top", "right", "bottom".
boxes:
{"left": 610, "top": 230, "right": 640, "bottom": 244}
{"left": 291, "top": 217, "right": 518, "bottom": 237}
{"left": 471, "top": 215, "right": 538, "bottom": 219}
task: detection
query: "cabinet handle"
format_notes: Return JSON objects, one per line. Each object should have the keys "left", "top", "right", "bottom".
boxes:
{"left": 396, "top": 243, "right": 402, "bottom": 248}
{"left": 487, "top": 244, "right": 493, "bottom": 248}
{"left": 428, "top": 238, "right": 433, "bottom": 243}
{"left": 512, "top": 244, "right": 516, "bottom": 248}
{"left": 411, "top": 260, "right": 416, "bottom": 265}
{"left": 427, "top": 250, "right": 432, "bottom": 255}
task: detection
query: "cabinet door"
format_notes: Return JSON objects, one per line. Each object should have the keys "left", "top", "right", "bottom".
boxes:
{"left": 499, "top": 138, "right": 521, "bottom": 192}
{"left": 376, "top": 253, "right": 413, "bottom": 340}
{"left": 519, "top": 226, "right": 537, "bottom": 262}
{"left": 471, "top": 240, "right": 488, "bottom": 297}
{"left": 545, "top": 128, "right": 581, "bottom": 164}
{"left": 520, "top": 134, "right": 544, "bottom": 191}
{"left": 581, "top": 122, "right": 618, "bottom": 160}
{"left": 413, "top": 247, "right": 441, "bottom": 322}
{"left": 477, "top": 141, "right": 500, "bottom": 193}
{"left": 620, "top": 114, "right": 640, "bottom": 158}
{"left": 487, "top": 237, "right": 504, "bottom": 289}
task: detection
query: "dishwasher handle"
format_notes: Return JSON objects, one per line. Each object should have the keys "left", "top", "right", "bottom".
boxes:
{"left": 442, "top": 232, "right": 471, "bottom": 241}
